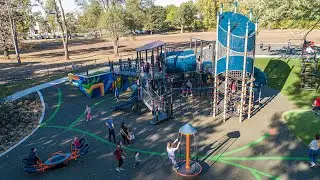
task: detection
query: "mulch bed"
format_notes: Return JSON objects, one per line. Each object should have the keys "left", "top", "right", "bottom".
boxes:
{"left": 0, "top": 93, "right": 42, "bottom": 153}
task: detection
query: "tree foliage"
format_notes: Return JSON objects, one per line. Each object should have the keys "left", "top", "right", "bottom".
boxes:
{"left": 144, "top": 5, "right": 167, "bottom": 34}
{"left": 0, "top": 0, "right": 31, "bottom": 62}
{"left": 176, "top": 1, "right": 197, "bottom": 33}
{"left": 124, "top": 0, "right": 144, "bottom": 33}
{"left": 196, "top": 0, "right": 216, "bottom": 29}
{"left": 78, "top": 0, "right": 103, "bottom": 32}
{"left": 165, "top": 5, "right": 178, "bottom": 29}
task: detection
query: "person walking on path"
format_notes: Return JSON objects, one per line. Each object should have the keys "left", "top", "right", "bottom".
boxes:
{"left": 114, "top": 143, "right": 126, "bottom": 172}
{"left": 167, "top": 139, "right": 181, "bottom": 170}
{"left": 106, "top": 118, "right": 116, "bottom": 143}
{"left": 308, "top": 134, "right": 319, "bottom": 167}
{"left": 120, "top": 122, "right": 130, "bottom": 146}
{"left": 115, "top": 87, "right": 120, "bottom": 102}
{"left": 268, "top": 44, "right": 271, "bottom": 52}
{"left": 85, "top": 105, "right": 92, "bottom": 121}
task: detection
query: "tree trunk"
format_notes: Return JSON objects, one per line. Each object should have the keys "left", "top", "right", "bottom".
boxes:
{"left": 56, "top": 0, "right": 70, "bottom": 60}
{"left": 113, "top": 39, "right": 119, "bottom": 56}
{"left": 181, "top": 24, "right": 184, "bottom": 33}
{"left": 6, "top": 1, "right": 21, "bottom": 64}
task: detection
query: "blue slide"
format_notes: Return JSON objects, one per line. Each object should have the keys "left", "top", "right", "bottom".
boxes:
{"left": 113, "top": 85, "right": 138, "bottom": 111}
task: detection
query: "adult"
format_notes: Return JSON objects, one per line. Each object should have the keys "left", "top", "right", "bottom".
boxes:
{"left": 167, "top": 139, "right": 181, "bottom": 170}
{"left": 106, "top": 118, "right": 116, "bottom": 143}
{"left": 120, "top": 122, "right": 130, "bottom": 146}
{"left": 308, "top": 135, "right": 319, "bottom": 167}
{"left": 26, "top": 148, "right": 40, "bottom": 165}
{"left": 114, "top": 143, "right": 126, "bottom": 172}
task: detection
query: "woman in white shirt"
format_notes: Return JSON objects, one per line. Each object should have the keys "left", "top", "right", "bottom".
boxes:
{"left": 167, "top": 139, "right": 181, "bottom": 170}
{"left": 308, "top": 134, "right": 319, "bottom": 167}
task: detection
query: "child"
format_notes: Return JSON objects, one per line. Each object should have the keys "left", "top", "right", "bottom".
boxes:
{"left": 308, "top": 134, "right": 319, "bottom": 167}
{"left": 85, "top": 105, "right": 92, "bottom": 121}
{"left": 128, "top": 128, "right": 135, "bottom": 143}
{"left": 167, "top": 139, "right": 181, "bottom": 170}
{"left": 231, "top": 81, "right": 237, "bottom": 93}
{"left": 115, "top": 87, "right": 120, "bottom": 102}
{"left": 186, "top": 80, "right": 193, "bottom": 96}
{"left": 134, "top": 152, "right": 141, "bottom": 168}
{"left": 73, "top": 137, "right": 81, "bottom": 149}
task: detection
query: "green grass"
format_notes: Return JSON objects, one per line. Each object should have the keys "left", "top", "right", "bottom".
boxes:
{"left": 255, "top": 57, "right": 320, "bottom": 145}
{"left": 0, "top": 73, "right": 68, "bottom": 100}
{"left": 255, "top": 57, "right": 319, "bottom": 109}
{"left": 283, "top": 110, "right": 320, "bottom": 144}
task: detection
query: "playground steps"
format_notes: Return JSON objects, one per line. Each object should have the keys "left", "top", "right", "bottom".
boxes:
{"left": 140, "top": 86, "right": 170, "bottom": 125}
{"left": 149, "top": 112, "right": 169, "bottom": 125}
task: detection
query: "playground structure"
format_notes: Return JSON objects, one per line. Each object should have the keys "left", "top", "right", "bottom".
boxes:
{"left": 68, "top": 3, "right": 267, "bottom": 124}
{"left": 212, "top": 5, "right": 265, "bottom": 123}
{"left": 23, "top": 139, "right": 89, "bottom": 174}
{"left": 175, "top": 123, "right": 202, "bottom": 176}
{"left": 300, "top": 40, "right": 319, "bottom": 90}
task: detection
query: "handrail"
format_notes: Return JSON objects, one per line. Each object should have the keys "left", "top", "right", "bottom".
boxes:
{"left": 141, "top": 87, "right": 164, "bottom": 111}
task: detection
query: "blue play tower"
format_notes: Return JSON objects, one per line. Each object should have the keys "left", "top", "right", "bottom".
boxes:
{"left": 213, "top": 4, "right": 263, "bottom": 123}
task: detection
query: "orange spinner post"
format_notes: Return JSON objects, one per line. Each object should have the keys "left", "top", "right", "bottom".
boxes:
{"left": 186, "top": 134, "right": 190, "bottom": 170}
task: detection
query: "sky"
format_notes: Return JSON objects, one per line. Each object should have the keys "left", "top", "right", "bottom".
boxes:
{"left": 31, "top": 0, "right": 191, "bottom": 13}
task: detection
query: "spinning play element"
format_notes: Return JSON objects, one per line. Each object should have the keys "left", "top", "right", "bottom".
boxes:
{"left": 175, "top": 123, "right": 202, "bottom": 176}
{"left": 22, "top": 139, "right": 89, "bottom": 174}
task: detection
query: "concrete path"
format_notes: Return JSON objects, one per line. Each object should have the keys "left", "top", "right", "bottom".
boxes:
{"left": 0, "top": 82, "right": 318, "bottom": 180}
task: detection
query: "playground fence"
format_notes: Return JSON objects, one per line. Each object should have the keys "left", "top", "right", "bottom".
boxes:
{"left": 1, "top": 58, "right": 137, "bottom": 85}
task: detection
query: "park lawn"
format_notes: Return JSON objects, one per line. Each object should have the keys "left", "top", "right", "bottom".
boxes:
{"left": 255, "top": 57, "right": 320, "bottom": 144}
{"left": 283, "top": 110, "right": 320, "bottom": 144}
{"left": 0, "top": 73, "right": 68, "bottom": 100}
{"left": 255, "top": 57, "right": 319, "bottom": 109}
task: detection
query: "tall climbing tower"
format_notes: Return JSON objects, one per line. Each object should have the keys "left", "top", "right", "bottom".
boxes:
{"left": 213, "top": 3, "right": 258, "bottom": 123}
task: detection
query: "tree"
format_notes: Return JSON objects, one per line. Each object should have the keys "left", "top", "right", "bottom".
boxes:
{"left": 0, "top": 0, "right": 31, "bottom": 63}
{"left": 66, "top": 12, "right": 79, "bottom": 36}
{"left": 37, "top": 0, "right": 70, "bottom": 60}
{"left": 165, "top": 5, "right": 178, "bottom": 29}
{"left": 197, "top": 0, "right": 216, "bottom": 29}
{"left": 78, "top": 0, "right": 103, "bottom": 32}
{"left": 98, "top": 4, "right": 126, "bottom": 55}
{"left": 144, "top": 5, "right": 167, "bottom": 35}
{"left": 243, "top": 0, "right": 320, "bottom": 38}
{"left": 124, "top": 0, "right": 144, "bottom": 33}
{"left": 176, "top": 1, "right": 197, "bottom": 33}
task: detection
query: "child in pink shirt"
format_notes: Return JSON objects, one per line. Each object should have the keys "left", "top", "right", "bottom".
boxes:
{"left": 85, "top": 105, "right": 92, "bottom": 121}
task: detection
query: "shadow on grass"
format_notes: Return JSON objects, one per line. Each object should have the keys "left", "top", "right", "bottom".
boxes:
{"left": 283, "top": 110, "right": 320, "bottom": 144}
{"left": 263, "top": 58, "right": 292, "bottom": 91}
{"left": 284, "top": 71, "right": 319, "bottom": 109}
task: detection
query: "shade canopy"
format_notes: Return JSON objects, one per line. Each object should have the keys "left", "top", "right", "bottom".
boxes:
{"left": 179, "top": 123, "right": 197, "bottom": 135}
{"left": 136, "top": 40, "right": 166, "bottom": 52}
